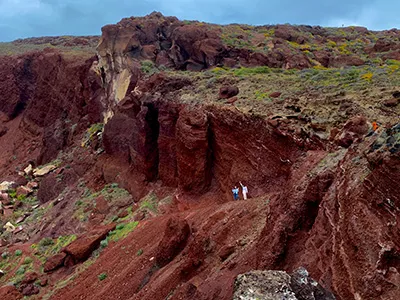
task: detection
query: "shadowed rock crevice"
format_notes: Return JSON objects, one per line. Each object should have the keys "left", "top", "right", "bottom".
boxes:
{"left": 143, "top": 102, "right": 160, "bottom": 181}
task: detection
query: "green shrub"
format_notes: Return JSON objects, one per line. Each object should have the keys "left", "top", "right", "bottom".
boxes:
{"left": 15, "top": 250, "right": 22, "bottom": 257}
{"left": 100, "top": 240, "right": 108, "bottom": 249}
{"left": 23, "top": 257, "right": 33, "bottom": 265}
{"left": 141, "top": 60, "right": 158, "bottom": 76}
{"left": 98, "top": 273, "right": 107, "bottom": 281}
{"left": 39, "top": 237, "right": 54, "bottom": 248}
{"left": 34, "top": 235, "right": 77, "bottom": 263}
{"left": 1, "top": 252, "right": 9, "bottom": 259}
{"left": 16, "top": 194, "right": 26, "bottom": 201}
{"left": 140, "top": 192, "right": 158, "bottom": 213}
{"left": 8, "top": 189, "right": 17, "bottom": 199}
{"left": 136, "top": 249, "right": 143, "bottom": 256}
{"left": 16, "top": 266, "right": 25, "bottom": 275}
{"left": 116, "top": 224, "right": 125, "bottom": 230}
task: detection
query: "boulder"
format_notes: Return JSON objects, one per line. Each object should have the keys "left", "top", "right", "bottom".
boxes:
{"left": 39, "top": 277, "right": 48, "bottom": 287}
{"left": 33, "top": 164, "right": 57, "bottom": 177}
{"left": 21, "top": 272, "right": 38, "bottom": 285}
{"left": 218, "top": 245, "right": 235, "bottom": 261}
{"left": 20, "top": 283, "right": 39, "bottom": 296}
{"left": 155, "top": 217, "right": 190, "bottom": 267}
{"left": 62, "top": 223, "right": 116, "bottom": 263}
{"left": 0, "top": 181, "right": 14, "bottom": 192}
{"left": 16, "top": 186, "right": 33, "bottom": 196}
{"left": 219, "top": 86, "right": 239, "bottom": 99}
{"left": 15, "top": 214, "right": 29, "bottom": 224}
{"left": 117, "top": 210, "right": 129, "bottom": 219}
{"left": 234, "top": 269, "right": 336, "bottom": 300}
{"left": 290, "top": 267, "right": 336, "bottom": 300}
{"left": 234, "top": 270, "right": 297, "bottom": 300}
{"left": 0, "top": 285, "right": 22, "bottom": 300}
{"left": 26, "top": 181, "right": 39, "bottom": 189}
{"left": 0, "top": 192, "right": 9, "bottom": 202}
{"left": 269, "top": 92, "right": 282, "bottom": 98}
{"left": 383, "top": 98, "right": 399, "bottom": 107}
{"left": 134, "top": 211, "right": 146, "bottom": 221}
{"left": 95, "top": 196, "right": 109, "bottom": 214}
{"left": 24, "top": 164, "right": 33, "bottom": 176}
{"left": 336, "top": 115, "right": 370, "bottom": 148}
{"left": 43, "top": 252, "right": 67, "bottom": 272}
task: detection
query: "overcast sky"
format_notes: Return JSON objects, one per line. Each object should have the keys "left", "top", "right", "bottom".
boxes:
{"left": 0, "top": 0, "right": 399, "bottom": 42}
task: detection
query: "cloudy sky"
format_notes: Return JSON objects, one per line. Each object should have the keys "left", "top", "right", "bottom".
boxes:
{"left": 0, "top": 0, "right": 399, "bottom": 42}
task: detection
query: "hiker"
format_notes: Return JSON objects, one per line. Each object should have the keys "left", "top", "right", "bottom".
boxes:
{"left": 232, "top": 186, "right": 239, "bottom": 200}
{"left": 240, "top": 182, "right": 248, "bottom": 200}
{"left": 372, "top": 121, "right": 379, "bottom": 132}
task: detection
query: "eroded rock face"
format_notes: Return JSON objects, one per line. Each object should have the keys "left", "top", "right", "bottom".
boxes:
{"left": 176, "top": 108, "right": 211, "bottom": 193}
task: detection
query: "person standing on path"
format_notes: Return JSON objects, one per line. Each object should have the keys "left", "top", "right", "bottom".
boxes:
{"left": 240, "top": 182, "right": 248, "bottom": 200}
{"left": 232, "top": 186, "right": 239, "bottom": 200}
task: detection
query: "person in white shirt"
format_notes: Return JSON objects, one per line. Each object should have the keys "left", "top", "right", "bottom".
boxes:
{"left": 240, "top": 182, "right": 248, "bottom": 200}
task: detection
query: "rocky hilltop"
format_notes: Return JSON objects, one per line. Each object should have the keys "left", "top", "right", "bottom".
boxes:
{"left": 0, "top": 12, "right": 399, "bottom": 300}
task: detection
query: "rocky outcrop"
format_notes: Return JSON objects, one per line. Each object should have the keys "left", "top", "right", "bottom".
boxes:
{"left": 155, "top": 217, "right": 190, "bottom": 267}
{"left": 234, "top": 270, "right": 297, "bottom": 300}
{"left": 233, "top": 268, "right": 335, "bottom": 300}
{"left": 252, "top": 130, "right": 400, "bottom": 300}
{"left": 63, "top": 223, "right": 115, "bottom": 264}
{"left": 176, "top": 108, "right": 211, "bottom": 193}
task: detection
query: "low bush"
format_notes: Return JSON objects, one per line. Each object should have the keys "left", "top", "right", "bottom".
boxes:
{"left": 98, "top": 272, "right": 107, "bottom": 281}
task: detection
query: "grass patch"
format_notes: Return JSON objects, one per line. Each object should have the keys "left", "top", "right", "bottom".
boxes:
{"left": 23, "top": 257, "right": 33, "bottom": 265}
{"left": 81, "top": 123, "right": 104, "bottom": 148}
{"left": 32, "top": 235, "right": 77, "bottom": 263}
{"left": 73, "top": 183, "right": 131, "bottom": 222}
{"left": 141, "top": 60, "right": 159, "bottom": 76}
{"left": 139, "top": 192, "right": 158, "bottom": 213}
{"left": 107, "top": 221, "right": 139, "bottom": 243}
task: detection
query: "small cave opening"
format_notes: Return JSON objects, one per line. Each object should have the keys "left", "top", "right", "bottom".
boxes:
{"left": 144, "top": 102, "right": 160, "bottom": 181}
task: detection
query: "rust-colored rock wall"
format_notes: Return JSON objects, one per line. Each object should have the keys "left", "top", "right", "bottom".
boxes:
{"left": 0, "top": 50, "right": 100, "bottom": 167}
